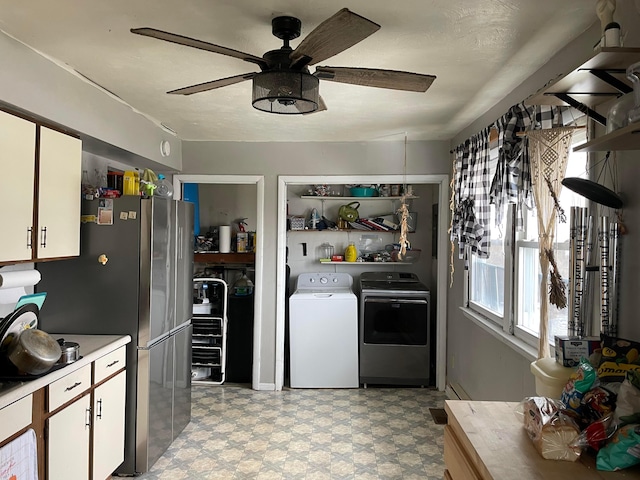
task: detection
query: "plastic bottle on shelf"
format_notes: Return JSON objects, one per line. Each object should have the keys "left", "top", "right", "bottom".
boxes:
{"left": 155, "top": 174, "right": 174, "bottom": 198}
{"left": 310, "top": 208, "right": 320, "bottom": 229}
{"left": 345, "top": 241, "right": 357, "bottom": 262}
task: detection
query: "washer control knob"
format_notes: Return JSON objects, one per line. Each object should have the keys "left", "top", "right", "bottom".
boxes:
{"left": 333, "top": 277, "right": 339, "bottom": 283}
{"left": 320, "top": 277, "right": 328, "bottom": 284}
{"left": 309, "top": 278, "right": 315, "bottom": 283}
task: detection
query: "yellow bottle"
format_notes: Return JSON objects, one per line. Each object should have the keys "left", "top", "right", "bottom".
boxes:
{"left": 345, "top": 241, "right": 357, "bottom": 262}
{"left": 123, "top": 170, "right": 138, "bottom": 196}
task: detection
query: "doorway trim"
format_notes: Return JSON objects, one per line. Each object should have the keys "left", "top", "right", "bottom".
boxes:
{"left": 277, "top": 174, "right": 449, "bottom": 391}
{"left": 174, "top": 174, "right": 265, "bottom": 391}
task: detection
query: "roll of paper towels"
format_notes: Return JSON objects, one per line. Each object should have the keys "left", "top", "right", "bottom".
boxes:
{"left": 0, "top": 270, "right": 41, "bottom": 288}
{"left": 0, "top": 269, "right": 42, "bottom": 305}
{"left": 219, "top": 225, "right": 231, "bottom": 253}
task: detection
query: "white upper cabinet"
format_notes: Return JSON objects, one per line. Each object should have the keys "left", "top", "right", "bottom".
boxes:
{"left": 0, "top": 110, "right": 37, "bottom": 262}
{"left": 0, "top": 110, "right": 82, "bottom": 264}
{"left": 37, "top": 126, "right": 82, "bottom": 259}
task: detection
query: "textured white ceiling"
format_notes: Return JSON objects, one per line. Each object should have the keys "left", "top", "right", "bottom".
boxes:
{"left": 0, "top": 0, "right": 596, "bottom": 142}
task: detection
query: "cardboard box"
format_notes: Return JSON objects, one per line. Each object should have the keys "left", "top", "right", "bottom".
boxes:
{"left": 554, "top": 336, "right": 601, "bottom": 367}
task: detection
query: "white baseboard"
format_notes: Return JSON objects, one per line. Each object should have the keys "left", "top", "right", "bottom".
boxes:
{"left": 256, "top": 382, "right": 276, "bottom": 391}
{"left": 445, "top": 382, "right": 471, "bottom": 400}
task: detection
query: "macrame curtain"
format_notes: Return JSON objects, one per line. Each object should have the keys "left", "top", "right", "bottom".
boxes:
{"left": 527, "top": 127, "right": 575, "bottom": 359}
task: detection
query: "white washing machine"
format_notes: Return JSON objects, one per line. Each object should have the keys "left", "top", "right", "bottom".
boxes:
{"left": 289, "top": 272, "right": 359, "bottom": 388}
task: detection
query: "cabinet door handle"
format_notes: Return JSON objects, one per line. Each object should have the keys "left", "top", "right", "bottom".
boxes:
{"left": 106, "top": 360, "right": 119, "bottom": 368}
{"left": 96, "top": 398, "right": 103, "bottom": 419}
{"left": 64, "top": 381, "right": 82, "bottom": 392}
{"left": 85, "top": 406, "right": 92, "bottom": 428}
{"left": 40, "top": 226, "right": 47, "bottom": 247}
{"left": 26, "top": 227, "right": 32, "bottom": 249}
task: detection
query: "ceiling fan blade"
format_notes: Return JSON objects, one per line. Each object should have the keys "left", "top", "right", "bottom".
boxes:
{"left": 131, "top": 27, "right": 267, "bottom": 69}
{"left": 167, "top": 73, "right": 256, "bottom": 95}
{"left": 315, "top": 66, "right": 436, "bottom": 92}
{"left": 289, "top": 8, "right": 380, "bottom": 69}
{"left": 302, "top": 96, "right": 328, "bottom": 115}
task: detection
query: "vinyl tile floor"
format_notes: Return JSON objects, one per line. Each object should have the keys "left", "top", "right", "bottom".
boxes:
{"left": 135, "top": 384, "right": 447, "bottom": 480}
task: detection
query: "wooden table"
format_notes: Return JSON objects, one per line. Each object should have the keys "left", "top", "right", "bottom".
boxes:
{"left": 444, "top": 400, "right": 640, "bottom": 480}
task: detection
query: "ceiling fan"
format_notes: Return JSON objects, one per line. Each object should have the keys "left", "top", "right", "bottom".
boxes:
{"left": 131, "top": 8, "right": 436, "bottom": 114}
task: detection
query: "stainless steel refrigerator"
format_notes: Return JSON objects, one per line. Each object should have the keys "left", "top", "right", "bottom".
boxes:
{"left": 36, "top": 196, "right": 194, "bottom": 475}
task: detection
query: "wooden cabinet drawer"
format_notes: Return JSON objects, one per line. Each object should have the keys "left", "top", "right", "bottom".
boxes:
{"left": 48, "top": 364, "right": 91, "bottom": 411}
{"left": 94, "top": 345, "right": 126, "bottom": 384}
{"left": 0, "top": 394, "right": 32, "bottom": 443}
{"left": 444, "top": 425, "right": 482, "bottom": 480}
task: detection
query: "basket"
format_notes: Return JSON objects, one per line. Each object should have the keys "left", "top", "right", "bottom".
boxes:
{"left": 289, "top": 216, "right": 306, "bottom": 231}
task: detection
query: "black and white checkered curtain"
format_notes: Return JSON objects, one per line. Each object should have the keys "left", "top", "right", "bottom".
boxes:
{"left": 451, "top": 103, "right": 566, "bottom": 260}
{"left": 451, "top": 127, "right": 492, "bottom": 259}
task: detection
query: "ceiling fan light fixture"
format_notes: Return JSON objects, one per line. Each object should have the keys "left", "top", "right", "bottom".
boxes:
{"left": 252, "top": 71, "right": 319, "bottom": 114}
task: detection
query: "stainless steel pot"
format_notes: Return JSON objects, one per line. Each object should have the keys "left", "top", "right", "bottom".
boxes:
{"left": 56, "top": 338, "right": 80, "bottom": 364}
{"left": 7, "top": 329, "right": 62, "bottom": 375}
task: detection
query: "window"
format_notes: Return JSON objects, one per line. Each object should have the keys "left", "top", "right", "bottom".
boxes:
{"left": 466, "top": 127, "right": 588, "bottom": 349}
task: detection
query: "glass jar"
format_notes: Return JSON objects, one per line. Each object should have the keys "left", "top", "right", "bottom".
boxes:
{"left": 627, "top": 61, "right": 640, "bottom": 124}
{"left": 318, "top": 242, "right": 334, "bottom": 261}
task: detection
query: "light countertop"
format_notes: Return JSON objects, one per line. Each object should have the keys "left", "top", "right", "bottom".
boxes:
{"left": 0, "top": 334, "right": 131, "bottom": 409}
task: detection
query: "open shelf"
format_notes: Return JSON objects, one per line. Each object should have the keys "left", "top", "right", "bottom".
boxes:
{"left": 288, "top": 229, "right": 407, "bottom": 233}
{"left": 194, "top": 252, "right": 255, "bottom": 264}
{"left": 525, "top": 46, "right": 640, "bottom": 152}
{"left": 574, "top": 121, "right": 640, "bottom": 152}
{"left": 300, "top": 195, "right": 419, "bottom": 200}
{"left": 318, "top": 261, "right": 414, "bottom": 265}
{"left": 526, "top": 47, "right": 640, "bottom": 108}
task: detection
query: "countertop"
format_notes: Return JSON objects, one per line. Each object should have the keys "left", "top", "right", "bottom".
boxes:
{"left": 0, "top": 334, "right": 131, "bottom": 409}
{"left": 445, "top": 400, "right": 640, "bottom": 479}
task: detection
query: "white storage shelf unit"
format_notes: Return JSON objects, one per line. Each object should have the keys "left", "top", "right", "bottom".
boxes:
{"left": 192, "top": 278, "right": 228, "bottom": 385}
{"left": 286, "top": 188, "right": 432, "bottom": 286}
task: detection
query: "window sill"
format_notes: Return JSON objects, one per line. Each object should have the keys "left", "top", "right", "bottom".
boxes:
{"left": 460, "top": 307, "right": 538, "bottom": 362}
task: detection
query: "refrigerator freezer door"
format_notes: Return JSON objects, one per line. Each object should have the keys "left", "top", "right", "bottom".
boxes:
{"left": 135, "top": 336, "right": 174, "bottom": 474}
{"left": 172, "top": 323, "right": 192, "bottom": 440}
{"left": 175, "top": 201, "right": 194, "bottom": 329}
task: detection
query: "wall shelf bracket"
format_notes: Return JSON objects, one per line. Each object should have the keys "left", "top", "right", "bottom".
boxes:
{"left": 552, "top": 92, "right": 608, "bottom": 126}
{"left": 586, "top": 68, "right": 633, "bottom": 95}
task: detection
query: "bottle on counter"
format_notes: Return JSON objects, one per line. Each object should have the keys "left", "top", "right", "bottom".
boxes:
{"left": 345, "top": 241, "right": 357, "bottom": 262}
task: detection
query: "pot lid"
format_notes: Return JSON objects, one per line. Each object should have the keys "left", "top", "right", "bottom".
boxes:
{"left": 57, "top": 338, "right": 80, "bottom": 352}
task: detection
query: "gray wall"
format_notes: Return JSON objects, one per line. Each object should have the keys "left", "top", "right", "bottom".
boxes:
{"left": 181, "top": 141, "right": 451, "bottom": 385}
{"left": 447, "top": 2, "right": 640, "bottom": 401}
{"left": 0, "top": 29, "right": 180, "bottom": 171}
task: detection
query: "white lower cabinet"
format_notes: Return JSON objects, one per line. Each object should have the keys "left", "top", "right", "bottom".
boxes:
{"left": 92, "top": 371, "right": 126, "bottom": 480}
{"left": 47, "top": 394, "right": 91, "bottom": 480}
{"left": 46, "top": 346, "right": 127, "bottom": 480}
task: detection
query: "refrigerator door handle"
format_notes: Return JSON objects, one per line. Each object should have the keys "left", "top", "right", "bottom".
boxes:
{"left": 138, "top": 331, "right": 171, "bottom": 350}
{"left": 170, "top": 320, "right": 192, "bottom": 336}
